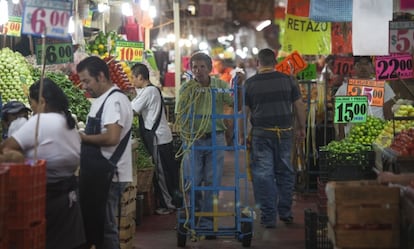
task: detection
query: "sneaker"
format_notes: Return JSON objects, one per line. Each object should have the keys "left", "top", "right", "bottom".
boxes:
{"left": 155, "top": 208, "right": 173, "bottom": 215}
{"left": 280, "top": 217, "right": 294, "bottom": 225}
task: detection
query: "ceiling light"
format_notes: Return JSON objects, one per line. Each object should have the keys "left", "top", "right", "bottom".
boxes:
{"left": 187, "top": 1, "right": 196, "bottom": 16}
{"left": 122, "top": 3, "right": 133, "bottom": 16}
{"left": 256, "top": 20, "right": 271, "bottom": 31}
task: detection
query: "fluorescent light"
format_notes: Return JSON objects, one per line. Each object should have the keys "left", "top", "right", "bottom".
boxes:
{"left": 149, "top": 5, "right": 157, "bottom": 18}
{"left": 140, "top": 0, "right": 149, "bottom": 11}
{"left": 68, "top": 16, "right": 74, "bottom": 34}
{"left": 256, "top": 20, "right": 271, "bottom": 31}
{"left": 0, "top": 0, "right": 8, "bottom": 26}
{"left": 122, "top": 3, "right": 133, "bottom": 16}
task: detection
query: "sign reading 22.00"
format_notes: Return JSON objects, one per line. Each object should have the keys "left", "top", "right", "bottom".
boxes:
{"left": 22, "top": 0, "right": 72, "bottom": 39}
{"left": 375, "top": 54, "right": 413, "bottom": 81}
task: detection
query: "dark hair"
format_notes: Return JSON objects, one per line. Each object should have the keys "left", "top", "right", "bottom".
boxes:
{"left": 190, "top": 51, "right": 212, "bottom": 71}
{"left": 29, "top": 78, "right": 76, "bottom": 129}
{"left": 76, "top": 56, "right": 110, "bottom": 80}
{"left": 354, "top": 56, "right": 372, "bottom": 65}
{"left": 258, "top": 48, "right": 277, "bottom": 66}
{"left": 131, "top": 63, "right": 150, "bottom": 80}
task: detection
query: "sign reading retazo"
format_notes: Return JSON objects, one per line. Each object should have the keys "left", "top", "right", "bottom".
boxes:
{"left": 286, "top": 18, "right": 329, "bottom": 32}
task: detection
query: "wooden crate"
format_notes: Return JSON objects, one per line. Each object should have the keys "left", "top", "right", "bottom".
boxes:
{"left": 326, "top": 180, "right": 400, "bottom": 249}
{"left": 121, "top": 184, "right": 137, "bottom": 205}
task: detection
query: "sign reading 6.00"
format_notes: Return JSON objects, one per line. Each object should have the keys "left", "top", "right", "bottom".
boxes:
{"left": 35, "top": 38, "right": 73, "bottom": 65}
{"left": 115, "top": 41, "right": 144, "bottom": 62}
{"left": 22, "top": 0, "right": 72, "bottom": 38}
{"left": 334, "top": 96, "right": 368, "bottom": 124}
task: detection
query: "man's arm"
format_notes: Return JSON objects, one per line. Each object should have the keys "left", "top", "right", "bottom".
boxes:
{"left": 293, "top": 98, "right": 306, "bottom": 140}
{"left": 80, "top": 123, "right": 122, "bottom": 146}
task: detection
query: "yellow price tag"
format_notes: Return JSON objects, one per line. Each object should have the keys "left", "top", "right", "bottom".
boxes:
{"left": 4, "top": 16, "right": 22, "bottom": 37}
{"left": 115, "top": 41, "right": 144, "bottom": 62}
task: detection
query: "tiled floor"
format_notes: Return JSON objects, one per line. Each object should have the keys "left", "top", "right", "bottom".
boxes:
{"left": 134, "top": 151, "right": 318, "bottom": 249}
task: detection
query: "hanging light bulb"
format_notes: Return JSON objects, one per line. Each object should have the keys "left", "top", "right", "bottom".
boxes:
{"left": 0, "top": 0, "right": 8, "bottom": 26}
{"left": 140, "top": 0, "right": 149, "bottom": 11}
{"left": 12, "top": 0, "right": 19, "bottom": 4}
{"left": 149, "top": 5, "right": 157, "bottom": 18}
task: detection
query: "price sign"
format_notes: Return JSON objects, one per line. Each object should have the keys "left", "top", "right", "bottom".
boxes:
{"left": 275, "top": 51, "right": 307, "bottom": 75}
{"left": 389, "top": 21, "right": 414, "bottom": 54}
{"left": 297, "top": 64, "right": 316, "bottom": 80}
{"left": 375, "top": 54, "right": 413, "bottom": 81}
{"left": 22, "top": 0, "right": 72, "bottom": 38}
{"left": 35, "top": 38, "right": 73, "bottom": 65}
{"left": 115, "top": 41, "right": 144, "bottom": 62}
{"left": 334, "top": 96, "right": 368, "bottom": 124}
{"left": 333, "top": 56, "right": 354, "bottom": 76}
{"left": 4, "top": 16, "right": 22, "bottom": 37}
{"left": 347, "top": 79, "right": 385, "bottom": 107}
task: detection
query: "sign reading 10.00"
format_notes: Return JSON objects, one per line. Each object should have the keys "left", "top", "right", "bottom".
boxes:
{"left": 334, "top": 96, "right": 368, "bottom": 123}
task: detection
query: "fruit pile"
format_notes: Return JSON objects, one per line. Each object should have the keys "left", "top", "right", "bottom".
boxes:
{"left": 103, "top": 56, "right": 133, "bottom": 91}
{"left": 346, "top": 116, "right": 385, "bottom": 145}
{"left": 87, "top": 31, "right": 120, "bottom": 57}
{"left": 389, "top": 128, "right": 414, "bottom": 156}
{"left": 0, "top": 48, "right": 34, "bottom": 103}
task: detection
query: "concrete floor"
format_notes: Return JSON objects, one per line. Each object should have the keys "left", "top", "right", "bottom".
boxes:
{"left": 133, "top": 151, "right": 318, "bottom": 249}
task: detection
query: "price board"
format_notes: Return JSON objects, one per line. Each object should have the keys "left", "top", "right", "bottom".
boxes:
{"left": 297, "top": 64, "right": 316, "bottom": 80}
{"left": 115, "top": 41, "right": 144, "bottom": 62}
{"left": 334, "top": 96, "right": 368, "bottom": 123}
{"left": 35, "top": 38, "right": 73, "bottom": 65}
{"left": 333, "top": 56, "right": 354, "bottom": 77}
{"left": 375, "top": 54, "right": 413, "bottom": 80}
{"left": 347, "top": 79, "right": 385, "bottom": 107}
{"left": 275, "top": 51, "right": 307, "bottom": 75}
{"left": 389, "top": 21, "right": 414, "bottom": 54}
{"left": 4, "top": 16, "right": 22, "bottom": 37}
{"left": 22, "top": 0, "right": 72, "bottom": 39}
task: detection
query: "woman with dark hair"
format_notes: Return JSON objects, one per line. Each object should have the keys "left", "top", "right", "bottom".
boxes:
{"left": 1, "top": 78, "right": 86, "bottom": 249}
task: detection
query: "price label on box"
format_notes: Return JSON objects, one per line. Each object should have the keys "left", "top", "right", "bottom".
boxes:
{"left": 334, "top": 96, "right": 368, "bottom": 123}
{"left": 4, "top": 16, "right": 22, "bottom": 37}
{"left": 375, "top": 54, "right": 413, "bottom": 81}
{"left": 389, "top": 21, "right": 414, "bottom": 54}
{"left": 115, "top": 41, "right": 144, "bottom": 62}
{"left": 22, "top": 0, "right": 72, "bottom": 39}
{"left": 35, "top": 38, "right": 73, "bottom": 65}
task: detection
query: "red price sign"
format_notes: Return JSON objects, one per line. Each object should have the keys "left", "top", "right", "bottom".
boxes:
{"left": 375, "top": 54, "right": 413, "bottom": 81}
{"left": 115, "top": 41, "right": 144, "bottom": 62}
{"left": 389, "top": 21, "right": 414, "bottom": 54}
{"left": 347, "top": 79, "right": 385, "bottom": 107}
{"left": 275, "top": 51, "right": 307, "bottom": 75}
{"left": 22, "top": 0, "right": 72, "bottom": 38}
{"left": 4, "top": 16, "right": 22, "bottom": 37}
{"left": 333, "top": 56, "right": 354, "bottom": 76}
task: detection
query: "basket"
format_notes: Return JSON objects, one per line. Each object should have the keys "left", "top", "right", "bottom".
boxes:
{"left": 318, "top": 150, "right": 376, "bottom": 182}
{"left": 304, "top": 208, "right": 333, "bottom": 249}
{"left": 0, "top": 167, "right": 9, "bottom": 242}
{"left": 0, "top": 160, "right": 46, "bottom": 229}
{"left": 8, "top": 219, "right": 46, "bottom": 249}
{"left": 136, "top": 168, "right": 154, "bottom": 193}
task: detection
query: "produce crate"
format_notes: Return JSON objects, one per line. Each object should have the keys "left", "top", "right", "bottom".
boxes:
{"left": 304, "top": 208, "right": 333, "bottom": 249}
{"left": 0, "top": 160, "right": 46, "bottom": 229}
{"left": 382, "top": 147, "right": 414, "bottom": 173}
{"left": 318, "top": 150, "right": 376, "bottom": 182}
{"left": 0, "top": 167, "right": 9, "bottom": 241}
{"left": 8, "top": 219, "right": 46, "bottom": 249}
{"left": 326, "top": 180, "right": 400, "bottom": 249}
{"left": 136, "top": 168, "right": 154, "bottom": 193}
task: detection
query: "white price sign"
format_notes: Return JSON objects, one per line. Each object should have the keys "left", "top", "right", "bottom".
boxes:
{"left": 389, "top": 21, "right": 414, "bottom": 54}
{"left": 22, "top": 0, "right": 72, "bottom": 39}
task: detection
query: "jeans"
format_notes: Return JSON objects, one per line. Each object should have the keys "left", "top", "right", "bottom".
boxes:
{"left": 103, "top": 182, "right": 127, "bottom": 249}
{"left": 250, "top": 134, "right": 295, "bottom": 226}
{"left": 184, "top": 132, "right": 225, "bottom": 228}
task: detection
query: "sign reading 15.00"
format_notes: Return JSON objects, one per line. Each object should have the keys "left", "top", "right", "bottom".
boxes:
{"left": 115, "top": 41, "right": 144, "bottom": 62}
{"left": 22, "top": 0, "right": 72, "bottom": 38}
{"left": 334, "top": 96, "right": 368, "bottom": 124}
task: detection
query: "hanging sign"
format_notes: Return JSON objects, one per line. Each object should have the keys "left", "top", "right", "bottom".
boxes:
{"left": 347, "top": 79, "right": 385, "bottom": 107}
{"left": 331, "top": 22, "right": 352, "bottom": 54}
{"left": 334, "top": 96, "right": 368, "bottom": 123}
{"left": 375, "top": 54, "right": 413, "bottom": 81}
{"left": 389, "top": 21, "right": 414, "bottom": 54}
{"left": 282, "top": 13, "right": 331, "bottom": 55}
{"left": 35, "top": 38, "right": 73, "bottom": 65}
{"left": 22, "top": 0, "right": 72, "bottom": 39}
{"left": 275, "top": 51, "right": 307, "bottom": 75}
{"left": 333, "top": 56, "right": 354, "bottom": 76}
{"left": 4, "top": 16, "right": 22, "bottom": 37}
{"left": 115, "top": 41, "right": 144, "bottom": 62}
{"left": 297, "top": 64, "right": 316, "bottom": 80}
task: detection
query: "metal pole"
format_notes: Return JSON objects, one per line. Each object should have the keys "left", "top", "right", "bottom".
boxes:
{"left": 173, "top": 0, "right": 181, "bottom": 100}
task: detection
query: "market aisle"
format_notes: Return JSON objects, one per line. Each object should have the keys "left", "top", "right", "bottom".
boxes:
{"left": 134, "top": 151, "right": 317, "bottom": 249}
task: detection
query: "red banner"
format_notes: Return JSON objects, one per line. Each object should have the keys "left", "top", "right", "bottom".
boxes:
{"left": 286, "top": 0, "right": 310, "bottom": 17}
{"left": 331, "top": 22, "right": 353, "bottom": 54}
